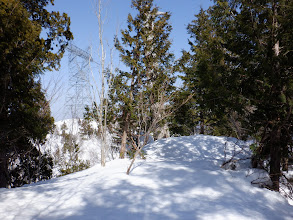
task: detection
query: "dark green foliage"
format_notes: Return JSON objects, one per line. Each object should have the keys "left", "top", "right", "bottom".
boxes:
{"left": 9, "top": 149, "right": 53, "bottom": 187}
{"left": 109, "top": 0, "right": 175, "bottom": 158}
{"left": 60, "top": 161, "right": 89, "bottom": 176}
{"left": 225, "top": 0, "right": 293, "bottom": 191}
{"left": 0, "top": 0, "right": 73, "bottom": 187}
{"left": 61, "top": 122, "right": 68, "bottom": 136}
{"left": 61, "top": 122, "right": 68, "bottom": 131}
{"left": 169, "top": 90, "right": 199, "bottom": 136}
{"left": 184, "top": 0, "right": 293, "bottom": 191}
{"left": 181, "top": 3, "right": 251, "bottom": 136}
{"left": 127, "top": 147, "right": 146, "bottom": 160}
{"left": 84, "top": 104, "right": 103, "bottom": 137}
{"left": 60, "top": 132, "right": 89, "bottom": 176}
{"left": 79, "top": 120, "right": 95, "bottom": 139}
{"left": 55, "top": 125, "right": 90, "bottom": 176}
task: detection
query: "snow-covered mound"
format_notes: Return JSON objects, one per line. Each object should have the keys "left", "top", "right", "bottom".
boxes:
{"left": 0, "top": 135, "right": 292, "bottom": 220}
{"left": 146, "top": 135, "right": 250, "bottom": 165}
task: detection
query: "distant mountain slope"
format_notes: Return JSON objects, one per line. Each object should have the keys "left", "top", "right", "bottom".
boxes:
{"left": 1, "top": 134, "right": 292, "bottom": 220}
{"left": 43, "top": 119, "right": 117, "bottom": 176}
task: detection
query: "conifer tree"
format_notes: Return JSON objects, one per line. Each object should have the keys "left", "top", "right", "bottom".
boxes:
{"left": 179, "top": 4, "right": 242, "bottom": 137}
{"left": 185, "top": 0, "right": 293, "bottom": 191}
{"left": 110, "top": 0, "right": 174, "bottom": 159}
{"left": 226, "top": 0, "right": 293, "bottom": 191}
{"left": 169, "top": 89, "right": 199, "bottom": 136}
{"left": 0, "top": 0, "right": 73, "bottom": 187}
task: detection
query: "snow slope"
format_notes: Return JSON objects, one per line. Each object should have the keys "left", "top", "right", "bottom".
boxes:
{"left": 1, "top": 135, "right": 293, "bottom": 220}
{"left": 43, "top": 119, "right": 117, "bottom": 177}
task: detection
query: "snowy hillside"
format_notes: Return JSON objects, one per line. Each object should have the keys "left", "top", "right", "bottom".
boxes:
{"left": 1, "top": 135, "right": 293, "bottom": 220}
{"left": 43, "top": 119, "right": 117, "bottom": 176}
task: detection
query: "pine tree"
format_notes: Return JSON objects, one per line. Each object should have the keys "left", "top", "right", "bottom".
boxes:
{"left": 110, "top": 0, "right": 174, "bottom": 159}
{"left": 0, "top": 0, "right": 73, "bottom": 187}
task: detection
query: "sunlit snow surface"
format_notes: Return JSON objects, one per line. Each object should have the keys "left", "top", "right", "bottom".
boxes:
{"left": 1, "top": 135, "right": 293, "bottom": 220}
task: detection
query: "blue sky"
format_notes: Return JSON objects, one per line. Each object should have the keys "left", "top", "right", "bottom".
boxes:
{"left": 43, "top": 0, "right": 213, "bottom": 121}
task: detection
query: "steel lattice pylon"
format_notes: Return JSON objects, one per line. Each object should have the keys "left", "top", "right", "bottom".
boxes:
{"left": 66, "top": 43, "right": 94, "bottom": 119}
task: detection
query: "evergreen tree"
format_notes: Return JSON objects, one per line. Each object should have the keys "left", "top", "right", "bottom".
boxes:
{"left": 0, "top": 0, "right": 73, "bottom": 187}
{"left": 110, "top": 0, "right": 174, "bottom": 158}
{"left": 185, "top": 0, "right": 293, "bottom": 191}
{"left": 169, "top": 89, "right": 199, "bottom": 136}
{"left": 227, "top": 0, "right": 293, "bottom": 191}
{"left": 180, "top": 4, "right": 243, "bottom": 137}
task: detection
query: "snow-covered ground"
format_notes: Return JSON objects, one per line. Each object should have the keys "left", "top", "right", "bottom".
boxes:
{"left": 0, "top": 135, "right": 292, "bottom": 220}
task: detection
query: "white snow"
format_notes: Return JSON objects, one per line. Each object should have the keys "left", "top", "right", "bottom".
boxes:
{"left": 43, "top": 119, "right": 118, "bottom": 176}
{"left": 0, "top": 134, "right": 292, "bottom": 220}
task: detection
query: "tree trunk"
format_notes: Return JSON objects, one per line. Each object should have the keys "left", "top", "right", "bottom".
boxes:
{"left": 95, "top": 0, "right": 107, "bottom": 167}
{"left": 120, "top": 112, "right": 130, "bottom": 159}
{"left": 0, "top": 154, "right": 9, "bottom": 188}
{"left": 126, "top": 146, "right": 141, "bottom": 175}
{"left": 100, "top": 134, "right": 106, "bottom": 167}
{"left": 269, "top": 129, "right": 281, "bottom": 191}
{"left": 120, "top": 129, "right": 127, "bottom": 159}
{"left": 199, "top": 111, "right": 205, "bottom": 134}
{"left": 269, "top": 0, "right": 281, "bottom": 192}
{"left": 282, "top": 158, "right": 288, "bottom": 171}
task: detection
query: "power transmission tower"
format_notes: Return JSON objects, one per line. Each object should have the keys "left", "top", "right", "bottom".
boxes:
{"left": 66, "top": 43, "right": 94, "bottom": 119}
